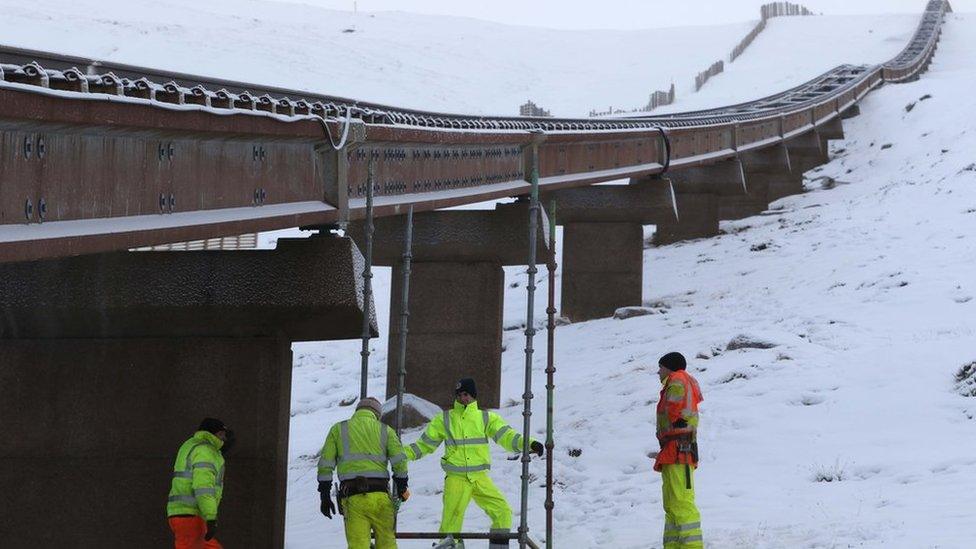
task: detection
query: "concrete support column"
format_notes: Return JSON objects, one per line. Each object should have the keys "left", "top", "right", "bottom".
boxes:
{"left": 652, "top": 191, "right": 719, "bottom": 245}
{"left": 840, "top": 104, "right": 861, "bottom": 119}
{"left": 786, "top": 130, "right": 829, "bottom": 180}
{"left": 652, "top": 158, "right": 756, "bottom": 243}
{"left": 388, "top": 261, "right": 504, "bottom": 409}
{"left": 561, "top": 222, "right": 643, "bottom": 321}
{"left": 542, "top": 178, "right": 675, "bottom": 321}
{"left": 0, "top": 235, "right": 373, "bottom": 548}
{"left": 817, "top": 116, "right": 846, "bottom": 155}
{"left": 741, "top": 143, "right": 800, "bottom": 204}
{"left": 348, "top": 202, "right": 550, "bottom": 410}
{"left": 0, "top": 337, "right": 292, "bottom": 547}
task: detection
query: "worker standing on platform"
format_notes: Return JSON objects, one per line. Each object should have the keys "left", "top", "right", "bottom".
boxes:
{"left": 655, "top": 352, "right": 705, "bottom": 548}
{"left": 318, "top": 397, "right": 410, "bottom": 549}
{"left": 405, "top": 378, "right": 544, "bottom": 549}
{"left": 166, "top": 417, "right": 234, "bottom": 549}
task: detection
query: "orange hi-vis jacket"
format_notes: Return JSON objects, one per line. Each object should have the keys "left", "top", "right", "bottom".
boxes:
{"left": 654, "top": 369, "right": 703, "bottom": 472}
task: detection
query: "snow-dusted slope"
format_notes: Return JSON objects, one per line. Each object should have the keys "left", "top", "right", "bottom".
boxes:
{"left": 0, "top": 0, "right": 917, "bottom": 118}
{"left": 0, "top": 0, "right": 752, "bottom": 117}
{"left": 284, "top": 13, "right": 976, "bottom": 549}
{"left": 653, "top": 13, "right": 921, "bottom": 114}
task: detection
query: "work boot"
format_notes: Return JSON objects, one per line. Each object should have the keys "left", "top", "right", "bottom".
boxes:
{"left": 432, "top": 536, "right": 464, "bottom": 549}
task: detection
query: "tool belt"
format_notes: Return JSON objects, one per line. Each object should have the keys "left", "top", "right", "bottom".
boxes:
{"left": 339, "top": 477, "right": 389, "bottom": 498}
{"left": 659, "top": 433, "right": 699, "bottom": 462}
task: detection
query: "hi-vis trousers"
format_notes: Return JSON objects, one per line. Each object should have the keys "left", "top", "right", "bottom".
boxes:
{"left": 343, "top": 491, "right": 397, "bottom": 549}
{"left": 661, "top": 464, "right": 704, "bottom": 548}
{"left": 440, "top": 472, "right": 512, "bottom": 549}
{"left": 168, "top": 516, "right": 222, "bottom": 549}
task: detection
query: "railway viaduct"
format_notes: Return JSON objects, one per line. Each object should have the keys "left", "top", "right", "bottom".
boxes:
{"left": 0, "top": 1, "right": 950, "bottom": 546}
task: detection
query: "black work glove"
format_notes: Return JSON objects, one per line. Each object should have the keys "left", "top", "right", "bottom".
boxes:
{"left": 318, "top": 481, "right": 335, "bottom": 519}
{"left": 320, "top": 495, "right": 336, "bottom": 519}
{"left": 394, "top": 477, "right": 409, "bottom": 500}
{"left": 531, "top": 440, "right": 545, "bottom": 457}
{"left": 204, "top": 520, "right": 218, "bottom": 541}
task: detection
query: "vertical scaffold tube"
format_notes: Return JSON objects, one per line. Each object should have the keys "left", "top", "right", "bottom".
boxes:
{"left": 394, "top": 206, "right": 414, "bottom": 437}
{"left": 359, "top": 160, "right": 375, "bottom": 400}
{"left": 519, "top": 142, "right": 541, "bottom": 549}
{"left": 544, "top": 200, "right": 556, "bottom": 549}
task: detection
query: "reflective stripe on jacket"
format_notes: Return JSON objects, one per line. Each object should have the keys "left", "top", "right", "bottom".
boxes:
{"left": 318, "top": 409, "right": 408, "bottom": 482}
{"left": 405, "top": 400, "right": 534, "bottom": 475}
{"left": 166, "top": 430, "right": 225, "bottom": 520}
{"left": 654, "top": 370, "right": 703, "bottom": 472}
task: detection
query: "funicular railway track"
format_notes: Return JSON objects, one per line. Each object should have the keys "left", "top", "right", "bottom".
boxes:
{"left": 0, "top": 0, "right": 951, "bottom": 263}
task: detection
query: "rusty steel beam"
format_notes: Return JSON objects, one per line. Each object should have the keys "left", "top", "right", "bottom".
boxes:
{"left": 0, "top": 0, "right": 950, "bottom": 263}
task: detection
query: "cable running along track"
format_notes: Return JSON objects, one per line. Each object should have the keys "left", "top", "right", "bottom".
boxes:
{"left": 0, "top": 1, "right": 952, "bottom": 263}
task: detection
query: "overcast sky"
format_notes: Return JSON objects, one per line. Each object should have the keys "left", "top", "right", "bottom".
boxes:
{"left": 271, "top": 0, "right": 973, "bottom": 30}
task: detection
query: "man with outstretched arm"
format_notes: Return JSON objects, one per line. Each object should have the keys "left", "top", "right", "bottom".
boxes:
{"left": 406, "top": 378, "right": 544, "bottom": 549}
{"left": 655, "top": 352, "right": 705, "bottom": 549}
{"left": 318, "top": 397, "right": 410, "bottom": 549}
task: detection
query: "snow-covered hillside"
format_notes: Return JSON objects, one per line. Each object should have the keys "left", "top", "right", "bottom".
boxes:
{"left": 0, "top": 0, "right": 917, "bottom": 117}
{"left": 283, "top": 13, "right": 976, "bottom": 549}
{"left": 0, "top": 0, "right": 748, "bottom": 116}
{"left": 653, "top": 13, "right": 919, "bottom": 113}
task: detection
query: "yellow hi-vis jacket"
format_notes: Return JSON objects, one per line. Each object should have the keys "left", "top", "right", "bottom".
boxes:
{"left": 166, "top": 430, "right": 225, "bottom": 521}
{"left": 318, "top": 409, "right": 408, "bottom": 482}
{"left": 405, "top": 400, "right": 535, "bottom": 475}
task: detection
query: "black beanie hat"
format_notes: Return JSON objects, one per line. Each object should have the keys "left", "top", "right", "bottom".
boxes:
{"left": 455, "top": 378, "right": 478, "bottom": 399}
{"left": 199, "top": 417, "right": 226, "bottom": 435}
{"left": 658, "top": 352, "right": 687, "bottom": 371}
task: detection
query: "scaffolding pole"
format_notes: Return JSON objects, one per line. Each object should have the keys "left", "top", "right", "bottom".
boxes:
{"left": 394, "top": 532, "right": 541, "bottom": 548}
{"left": 359, "top": 160, "right": 375, "bottom": 400}
{"left": 518, "top": 141, "right": 542, "bottom": 549}
{"left": 394, "top": 205, "right": 414, "bottom": 437}
{"left": 392, "top": 205, "right": 413, "bottom": 531}
{"left": 393, "top": 142, "right": 544, "bottom": 548}
{"left": 544, "top": 200, "right": 557, "bottom": 549}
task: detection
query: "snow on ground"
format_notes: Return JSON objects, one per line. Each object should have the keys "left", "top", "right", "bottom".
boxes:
{"left": 284, "top": 13, "right": 976, "bottom": 549}
{"left": 652, "top": 13, "right": 921, "bottom": 113}
{"left": 1, "top": 0, "right": 917, "bottom": 117}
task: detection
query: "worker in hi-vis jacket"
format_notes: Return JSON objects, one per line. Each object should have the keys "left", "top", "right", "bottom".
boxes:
{"left": 166, "top": 418, "right": 235, "bottom": 549}
{"left": 405, "top": 378, "right": 544, "bottom": 549}
{"left": 318, "top": 397, "right": 410, "bottom": 549}
{"left": 655, "top": 352, "right": 704, "bottom": 549}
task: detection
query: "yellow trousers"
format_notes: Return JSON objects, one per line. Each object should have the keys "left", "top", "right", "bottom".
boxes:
{"left": 343, "top": 491, "right": 396, "bottom": 549}
{"left": 440, "top": 472, "right": 512, "bottom": 548}
{"left": 661, "top": 464, "right": 704, "bottom": 548}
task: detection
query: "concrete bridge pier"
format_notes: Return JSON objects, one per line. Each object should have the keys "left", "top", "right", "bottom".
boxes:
{"left": 818, "top": 116, "right": 845, "bottom": 143}
{"left": 388, "top": 259, "right": 504, "bottom": 409}
{"left": 0, "top": 235, "right": 375, "bottom": 548}
{"left": 347, "top": 202, "right": 550, "bottom": 409}
{"left": 785, "top": 131, "right": 829, "bottom": 186}
{"left": 817, "top": 116, "right": 846, "bottom": 157}
{"left": 644, "top": 160, "right": 756, "bottom": 244}
{"left": 543, "top": 178, "right": 675, "bottom": 321}
{"left": 562, "top": 222, "right": 643, "bottom": 319}
{"left": 741, "top": 143, "right": 799, "bottom": 204}
{"left": 840, "top": 104, "right": 862, "bottom": 119}
{"left": 653, "top": 189, "right": 719, "bottom": 245}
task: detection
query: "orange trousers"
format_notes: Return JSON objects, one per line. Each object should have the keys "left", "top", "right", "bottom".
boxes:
{"left": 168, "top": 516, "right": 223, "bottom": 549}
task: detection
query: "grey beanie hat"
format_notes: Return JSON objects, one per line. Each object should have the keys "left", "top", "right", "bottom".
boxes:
{"left": 356, "top": 397, "right": 383, "bottom": 418}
